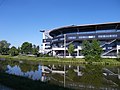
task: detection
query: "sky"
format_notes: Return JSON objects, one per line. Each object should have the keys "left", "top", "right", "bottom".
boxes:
{"left": 0, "top": 0, "right": 120, "bottom": 47}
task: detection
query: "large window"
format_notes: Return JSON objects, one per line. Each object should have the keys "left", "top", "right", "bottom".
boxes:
{"left": 79, "top": 35, "right": 95, "bottom": 39}
{"left": 67, "top": 31, "right": 95, "bottom": 35}
{"left": 98, "top": 34, "right": 117, "bottom": 38}
{"left": 52, "top": 39, "right": 58, "bottom": 42}
{"left": 78, "top": 31, "right": 95, "bottom": 34}
{"left": 56, "top": 29, "right": 117, "bottom": 37}
{"left": 68, "top": 36, "right": 76, "bottom": 39}
{"left": 59, "top": 38, "right": 64, "bottom": 40}
{"left": 96, "top": 29, "right": 116, "bottom": 33}
{"left": 117, "top": 30, "right": 120, "bottom": 32}
{"left": 45, "top": 44, "right": 50, "bottom": 46}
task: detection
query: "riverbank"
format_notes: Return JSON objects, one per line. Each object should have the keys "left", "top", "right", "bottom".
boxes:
{"left": 0, "top": 72, "right": 71, "bottom": 90}
{"left": 0, "top": 84, "right": 13, "bottom": 90}
{"left": 0, "top": 55, "right": 120, "bottom": 65}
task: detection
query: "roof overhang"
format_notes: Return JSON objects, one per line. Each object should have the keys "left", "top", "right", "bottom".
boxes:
{"left": 49, "top": 22, "right": 120, "bottom": 37}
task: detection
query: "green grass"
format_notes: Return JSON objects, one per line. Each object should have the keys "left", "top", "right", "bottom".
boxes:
{"left": 0, "top": 72, "right": 72, "bottom": 90}
{"left": 0, "top": 55, "right": 120, "bottom": 65}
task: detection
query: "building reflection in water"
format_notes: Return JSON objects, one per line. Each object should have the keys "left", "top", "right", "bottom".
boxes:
{"left": 5, "top": 64, "right": 120, "bottom": 90}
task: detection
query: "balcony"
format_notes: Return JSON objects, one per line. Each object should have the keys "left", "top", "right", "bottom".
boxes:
{"left": 52, "top": 47, "right": 68, "bottom": 50}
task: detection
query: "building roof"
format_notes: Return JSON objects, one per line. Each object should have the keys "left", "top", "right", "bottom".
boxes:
{"left": 49, "top": 22, "right": 120, "bottom": 37}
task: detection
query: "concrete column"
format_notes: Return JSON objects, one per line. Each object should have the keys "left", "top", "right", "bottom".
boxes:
{"left": 64, "top": 34, "right": 66, "bottom": 58}
{"left": 117, "top": 45, "right": 120, "bottom": 58}
{"left": 117, "top": 45, "right": 119, "bottom": 55}
{"left": 42, "top": 32, "right": 46, "bottom": 54}
{"left": 77, "top": 49, "right": 79, "bottom": 56}
{"left": 77, "top": 66, "right": 79, "bottom": 72}
{"left": 52, "top": 50, "right": 56, "bottom": 56}
{"left": 43, "top": 32, "right": 45, "bottom": 39}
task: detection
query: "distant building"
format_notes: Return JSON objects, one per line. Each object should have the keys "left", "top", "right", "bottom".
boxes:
{"left": 41, "top": 22, "right": 120, "bottom": 58}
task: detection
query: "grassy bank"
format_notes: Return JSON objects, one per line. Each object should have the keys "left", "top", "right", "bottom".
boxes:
{"left": 0, "top": 55, "right": 120, "bottom": 65}
{"left": 0, "top": 72, "right": 72, "bottom": 90}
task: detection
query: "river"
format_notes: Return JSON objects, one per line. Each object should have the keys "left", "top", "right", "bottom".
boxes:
{"left": 0, "top": 60, "right": 120, "bottom": 90}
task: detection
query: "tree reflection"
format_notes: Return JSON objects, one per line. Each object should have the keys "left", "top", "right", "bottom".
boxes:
{"left": 19, "top": 63, "right": 38, "bottom": 72}
{"left": 80, "top": 65, "right": 103, "bottom": 88}
{"left": 67, "top": 69, "right": 77, "bottom": 80}
{"left": 0, "top": 60, "right": 38, "bottom": 72}
{"left": 0, "top": 60, "right": 120, "bottom": 89}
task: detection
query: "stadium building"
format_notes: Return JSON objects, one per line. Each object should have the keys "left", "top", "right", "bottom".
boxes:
{"left": 41, "top": 22, "right": 120, "bottom": 58}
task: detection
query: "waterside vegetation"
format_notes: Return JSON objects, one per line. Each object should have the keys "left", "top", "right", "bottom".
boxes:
{"left": 0, "top": 55, "right": 120, "bottom": 65}
{"left": 0, "top": 40, "right": 120, "bottom": 65}
{"left": 81, "top": 39, "right": 103, "bottom": 61}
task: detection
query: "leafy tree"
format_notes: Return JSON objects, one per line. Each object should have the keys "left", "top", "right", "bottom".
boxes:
{"left": 68, "top": 44, "right": 75, "bottom": 56}
{"left": 81, "top": 39, "right": 102, "bottom": 61}
{"left": 0, "top": 40, "right": 11, "bottom": 55}
{"left": 36, "top": 46, "right": 39, "bottom": 51}
{"left": 81, "top": 40, "right": 92, "bottom": 60}
{"left": 91, "top": 39, "right": 103, "bottom": 61}
{"left": 32, "top": 44, "right": 38, "bottom": 55}
{"left": 21, "top": 42, "right": 32, "bottom": 54}
{"left": 17, "top": 47, "right": 21, "bottom": 54}
{"left": 81, "top": 40, "right": 91, "bottom": 55}
{"left": 9, "top": 46, "right": 18, "bottom": 56}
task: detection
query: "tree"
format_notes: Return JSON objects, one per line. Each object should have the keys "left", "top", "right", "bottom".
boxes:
{"left": 36, "top": 46, "right": 39, "bottom": 51}
{"left": 17, "top": 47, "right": 21, "bottom": 54}
{"left": 80, "top": 65, "right": 103, "bottom": 87}
{"left": 91, "top": 39, "right": 103, "bottom": 61}
{"left": 81, "top": 40, "right": 92, "bottom": 60}
{"left": 0, "top": 40, "right": 11, "bottom": 55}
{"left": 9, "top": 46, "right": 18, "bottom": 56}
{"left": 32, "top": 44, "right": 38, "bottom": 55}
{"left": 68, "top": 44, "right": 75, "bottom": 56}
{"left": 67, "top": 69, "right": 76, "bottom": 80}
{"left": 21, "top": 42, "right": 32, "bottom": 54}
{"left": 81, "top": 39, "right": 102, "bottom": 61}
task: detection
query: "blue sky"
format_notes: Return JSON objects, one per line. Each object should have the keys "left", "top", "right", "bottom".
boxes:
{"left": 0, "top": 0, "right": 120, "bottom": 47}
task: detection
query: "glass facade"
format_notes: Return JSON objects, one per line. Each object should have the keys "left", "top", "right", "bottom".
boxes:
{"left": 79, "top": 35, "right": 95, "bottom": 39}
{"left": 96, "top": 29, "right": 116, "bottom": 33}
{"left": 68, "top": 36, "right": 76, "bottom": 39}
{"left": 98, "top": 34, "right": 117, "bottom": 38}
{"left": 55, "top": 29, "right": 118, "bottom": 37}
{"left": 59, "top": 38, "right": 64, "bottom": 40}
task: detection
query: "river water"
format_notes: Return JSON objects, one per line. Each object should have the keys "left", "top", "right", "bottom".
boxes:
{"left": 0, "top": 60, "right": 120, "bottom": 90}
